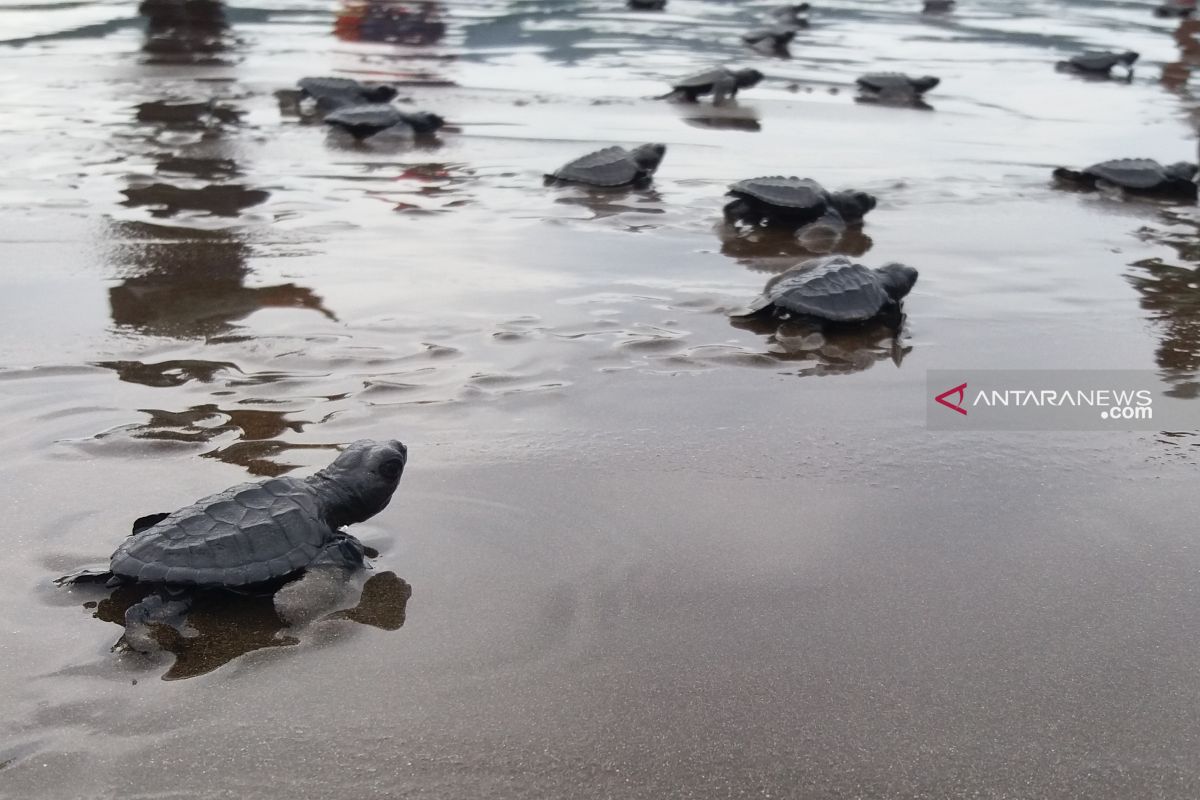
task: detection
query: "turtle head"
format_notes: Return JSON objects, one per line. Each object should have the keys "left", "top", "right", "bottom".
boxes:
{"left": 1119, "top": 51, "right": 1140, "bottom": 66}
{"left": 362, "top": 84, "right": 399, "bottom": 103}
{"left": 405, "top": 111, "right": 446, "bottom": 134}
{"left": 1164, "top": 161, "right": 1198, "bottom": 181}
{"left": 735, "top": 68, "right": 765, "bottom": 88}
{"left": 828, "top": 190, "right": 877, "bottom": 225}
{"left": 876, "top": 263, "right": 919, "bottom": 302}
{"left": 631, "top": 143, "right": 667, "bottom": 173}
{"left": 314, "top": 439, "right": 408, "bottom": 526}
{"left": 912, "top": 76, "right": 941, "bottom": 92}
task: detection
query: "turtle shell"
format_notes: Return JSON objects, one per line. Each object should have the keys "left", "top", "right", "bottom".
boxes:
{"left": 110, "top": 477, "right": 330, "bottom": 587}
{"left": 324, "top": 104, "right": 406, "bottom": 138}
{"left": 728, "top": 176, "right": 829, "bottom": 210}
{"left": 673, "top": 68, "right": 729, "bottom": 90}
{"left": 1084, "top": 159, "right": 1170, "bottom": 190}
{"left": 743, "top": 256, "right": 891, "bottom": 321}
{"left": 550, "top": 146, "right": 644, "bottom": 187}
{"left": 857, "top": 73, "right": 921, "bottom": 92}
{"left": 1069, "top": 51, "right": 1124, "bottom": 71}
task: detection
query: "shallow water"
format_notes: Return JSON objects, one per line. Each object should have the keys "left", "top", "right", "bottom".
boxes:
{"left": 2, "top": 0, "right": 1200, "bottom": 797}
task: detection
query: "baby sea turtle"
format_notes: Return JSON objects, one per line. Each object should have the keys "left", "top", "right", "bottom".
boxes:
{"left": 856, "top": 73, "right": 940, "bottom": 105}
{"left": 922, "top": 0, "right": 955, "bottom": 11}
{"left": 57, "top": 439, "right": 408, "bottom": 651}
{"left": 731, "top": 256, "right": 918, "bottom": 326}
{"left": 1053, "top": 158, "right": 1198, "bottom": 199}
{"left": 547, "top": 143, "right": 666, "bottom": 187}
{"left": 743, "top": 27, "right": 797, "bottom": 57}
{"left": 298, "top": 76, "right": 398, "bottom": 113}
{"left": 662, "top": 67, "right": 764, "bottom": 105}
{"left": 628, "top": 0, "right": 666, "bottom": 9}
{"left": 1056, "top": 51, "right": 1138, "bottom": 77}
{"left": 324, "top": 104, "right": 445, "bottom": 140}
{"left": 724, "top": 176, "right": 877, "bottom": 230}
{"left": 1155, "top": 2, "right": 1195, "bottom": 18}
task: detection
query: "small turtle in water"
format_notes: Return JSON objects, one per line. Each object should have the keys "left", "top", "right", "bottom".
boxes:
{"left": 1053, "top": 159, "right": 1198, "bottom": 200}
{"left": 856, "top": 73, "right": 940, "bottom": 106}
{"left": 1055, "top": 51, "right": 1139, "bottom": 78}
{"left": 742, "top": 26, "right": 798, "bottom": 57}
{"left": 57, "top": 439, "right": 408, "bottom": 651}
{"left": 661, "top": 67, "right": 764, "bottom": 105}
{"left": 923, "top": 0, "right": 954, "bottom": 11}
{"left": 724, "top": 176, "right": 877, "bottom": 230}
{"left": 1154, "top": 1, "right": 1195, "bottom": 17}
{"left": 628, "top": 0, "right": 666, "bottom": 9}
{"left": 324, "top": 104, "right": 445, "bottom": 141}
{"left": 546, "top": 143, "right": 666, "bottom": 188}
{"left": 771, "top": 4, "right": 811, "bottom": 26}
{"left": 731, "top": 256, "right": 918, "bottom": 327}
{"left": 298, "top": 76, "right": 398, "bottom": 113}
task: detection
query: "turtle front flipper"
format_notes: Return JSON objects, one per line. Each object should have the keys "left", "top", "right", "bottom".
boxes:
{"left": 120, "top": 589, "right": 193, "bottom": 653}
{"left": 54, "top": 568, "right": 115, "bottom": 586}
{"left": 272, "top": 534, "right": 368, "bottom": 626}
{"left": 711, "top": 75, "right": 737, "bottom": 105}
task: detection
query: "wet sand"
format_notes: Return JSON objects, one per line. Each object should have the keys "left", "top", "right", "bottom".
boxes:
{"left": 2, "top": 0, "right": 1200, "bottom": 797}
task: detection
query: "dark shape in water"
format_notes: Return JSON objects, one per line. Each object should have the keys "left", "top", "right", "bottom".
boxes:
{"left": 731, "top": 255, "right": 918, "bottom": 327}
{"left": 922, "top": 0, "right": 955, "bottom": 12}
{"left": 724, "top": 176, "right": 876, "bottom": 231}
{"left": 662, "top": 67, "right": 764, "bottom": 105}
{"left": 1128, "top": 218, "right": 1200, "bottom": 398}
{"left": 546, "top": 143, "right": 666, "bottom": 188}
{"left": 731, "top": 315, "right": 911, "bottom": 376}
{"left": 136, "top": 100, "right": 241, "bottom": 128}
{"left": 1053, "top": 159, "right": 1198, "bottom": 200}
{"left": 323, "top": 103, "right": 445, "bottom": 140}
{"left": 628, "top": 0, "right": 666, "bottom": 9}
{"left": 156, "top": 156, "right": 241, "bottom": 178}
{"left": 770, "top": 4, "right": 811, "bottom": 27}
{"left": 335, "top": 0, "right": 448, "bottom": 45}
{"left": 1155, "top": 2, "right": 1196, "bottom": 18}
{"left": 719, "top": 220, "right": 873, "bottom": 271}
{"left": 742, "top": 27, "right": 797, "bottom": 57}
{"left": 121, "top": 183, "right": 269, "bottom": 216}
{"left": 56, "top": 440, "right": 408, "bottom": 659}
{"left": 855, "top": 73, "right": 940, "bottom": 108}
{"left": 139, "top": 0, "right": 231, "bottom": 61}
{"left": 1055, "top": 51, "right": 1139, "bottom": 78}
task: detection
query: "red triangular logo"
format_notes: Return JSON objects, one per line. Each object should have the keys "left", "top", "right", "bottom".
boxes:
{"left": 935, "top": 382, "right": 968, "bottom": 415}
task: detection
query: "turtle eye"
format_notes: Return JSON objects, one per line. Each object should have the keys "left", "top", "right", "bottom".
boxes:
{"left": 380, "top": 459, "right": 403, "bottom": 481}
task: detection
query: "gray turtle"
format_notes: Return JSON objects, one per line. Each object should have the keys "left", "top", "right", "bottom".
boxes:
{"left": 856, "top": 73, "right": 940, "bottom": 105}
{"left": 724, "top": 176, "right": 877, "bottom": 230}
{"left": 628, "top": 0, "right": 666, "bottom": 9}
{"left": 324, "top": 104, "right": 445, "bottom": 141}
{"left": 1055, "top": 51, "right": 1139, "bottom": 77}
{"left": 662, "top": 67, "right": 764, "bottom": 104}
{"left": 731, "top": 256, "right": 918, "bottom": 326}
{"left": 546, "top": 143, "right": 666, "bottom": 187}
{"left": 57, "top": 439, "right": 407, "bottom": 651}
{"left": 1053, "top": 158, "right": 1198, "bottom": 199}
{"left": 298, "top": 76, "right": 398, "bottom": 113}
{"left": 922, "top": 0, "right": 955, "bottom": 11}
{"left": 742, "top": 27, "right": 798, "bottom": 56}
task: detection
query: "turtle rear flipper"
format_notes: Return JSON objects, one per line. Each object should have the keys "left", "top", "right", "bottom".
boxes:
{"left": 1052, "top": 167, "right": 1092, "bottom": 187}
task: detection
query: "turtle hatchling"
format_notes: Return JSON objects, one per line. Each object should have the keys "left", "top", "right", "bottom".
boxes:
{"left": 662, "top": 67, "right": 764, "bottom": 105}
{"left": 298, "top": 76, "right": 398, "bottom": 113}
{"left": 743, "top": 27, "right": 797, "bottom": 57}
{"left": 856, "top": 73, "right": 940, "bottom": 106}
{"left": 57, "top": 439, "right": 408, "bottom": 651}
{"left": 1055, "top": 51, "right": 1138, "bottom": 78}
{"left": 724, "top": 176, "right": 877, "bottom": 230}
{"left": 324, "top": 104, "right": 445, "bottom": 141}
{"left": 1053, "top": 158, "right": 1198, "bottom": 199}
{"left": 546, "top": 143, "right": 666, "bottom": 187}
{"left": 628, "top": 0, "right": 666, "bottom": 9}
{"left": 731, "top": 256, "right": 918, "bottom": 326}
{"left": 922, "top": 0, "right": 955, "bottom": 11}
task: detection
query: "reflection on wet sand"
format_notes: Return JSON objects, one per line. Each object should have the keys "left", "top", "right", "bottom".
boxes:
{"left": 730, "top": 315, "right": 910, "bottom": 376}
{"left": 718, "top": 222, "right": 873, "bottom": 271}
{"left": 103, "top": 221, "right": 335, "bottom": 338}
{"left": 139, "top": 0, "right": 232, "bottom": 63}
{"left": 552, "top": 187, "right": 665, "bottom": 220}
{"left": 1128, "top": 264, "right": 1200, "bottom": 398}
{"left": 87, "top": 571, "right": 411, "bottom": 680}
